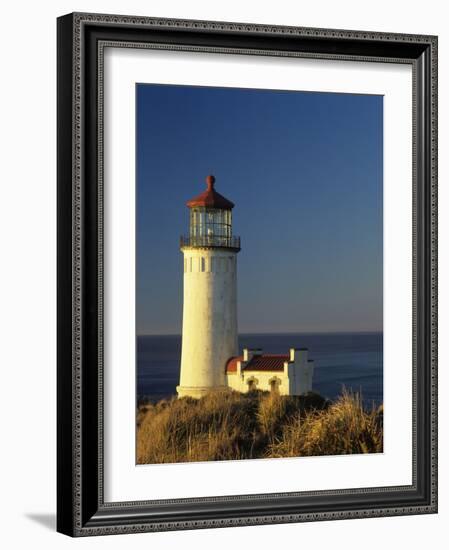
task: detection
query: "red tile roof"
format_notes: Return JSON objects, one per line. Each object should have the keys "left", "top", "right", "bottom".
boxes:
{"left": 245, "top": 354, "right": 289, "bottom": 371}
{"left": 226, "top": 355, "right": 243, "bottom": 373}
{"left": 226, "top": 354, "right": 289, "bottom": 373}
{"left": 187, "top": 175, "right": 235, "bottom": 210}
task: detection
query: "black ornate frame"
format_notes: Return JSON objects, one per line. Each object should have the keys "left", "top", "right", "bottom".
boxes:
{"left": 57, "top": 12, "right": 438, "bottom": 537}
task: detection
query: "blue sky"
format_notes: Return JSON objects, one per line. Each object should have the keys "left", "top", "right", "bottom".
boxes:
{"left": 136, "top": 84, "right": 383, "bottom": 335}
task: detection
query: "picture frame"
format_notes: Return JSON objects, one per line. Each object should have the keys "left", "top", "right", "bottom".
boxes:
{"left": 57, "top": 12, "right": 438, "bottom": 536}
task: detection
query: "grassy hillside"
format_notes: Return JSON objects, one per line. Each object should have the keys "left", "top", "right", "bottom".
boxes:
{"left": 137, "top": 389, "right": 383, "bottom": 465}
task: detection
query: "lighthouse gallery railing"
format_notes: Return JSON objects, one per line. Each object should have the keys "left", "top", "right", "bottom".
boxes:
{"left": 180, "top": 235, "right": 241, "bottom": 250}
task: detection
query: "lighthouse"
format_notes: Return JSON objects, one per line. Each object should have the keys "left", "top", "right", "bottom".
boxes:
{"left": 176, "top": 174, "right": 314, "bottom": 399}
{"left": 177, "top": 175, "right": 240, "bottom": 399}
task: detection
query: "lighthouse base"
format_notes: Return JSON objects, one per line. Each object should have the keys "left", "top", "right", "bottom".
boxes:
{"left": 176, "top": 385, "right": 230, "bottom": 400}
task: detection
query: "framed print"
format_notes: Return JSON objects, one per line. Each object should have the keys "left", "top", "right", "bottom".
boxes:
{"left": 57, "top": 12, "right": 438, "bottom": 536}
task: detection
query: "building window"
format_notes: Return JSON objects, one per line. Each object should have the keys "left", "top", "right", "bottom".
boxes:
{"left": 269, "top": 378, "right": 280, "bottom": 394}
{"left": 247, "top": 378, "right": 257, "bottom": 392}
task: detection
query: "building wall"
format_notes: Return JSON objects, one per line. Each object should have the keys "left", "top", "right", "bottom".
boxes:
{"left": 227, "top": 370, "right": 290, "bottom": 395}
{"left": 287, "top": 350, "right": 314, "bottom": 395}
{"left": 227, "top": 359, "right": 314, "bottom": 396}
{"left": 178, "top": 247, "right": 238, "bottom": 398}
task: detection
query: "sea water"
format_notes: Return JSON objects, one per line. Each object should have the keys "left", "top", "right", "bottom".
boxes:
{"left": 137, "top": 332, "right": 383, "bottom": 407}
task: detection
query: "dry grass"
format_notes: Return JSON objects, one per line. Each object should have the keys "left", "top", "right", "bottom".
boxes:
{"left": 136, "top": 389, "right": 382, "bottom": 464}
{"left": 267, "top": 389, "right": 383, "bottom": 458}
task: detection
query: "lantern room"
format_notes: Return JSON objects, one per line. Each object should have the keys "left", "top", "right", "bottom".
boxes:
{"left": 180, "top": 175, "right": 240, "bottom": 250}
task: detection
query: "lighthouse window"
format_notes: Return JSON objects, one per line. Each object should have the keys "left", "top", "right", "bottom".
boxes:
{"left": 188, "top": 207, "right": 233, "bottom": 247}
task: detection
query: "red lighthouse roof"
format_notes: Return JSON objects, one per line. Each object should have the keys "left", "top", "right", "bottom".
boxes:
{"left": 186, "top": 175, "right": 235, "bottom": 210}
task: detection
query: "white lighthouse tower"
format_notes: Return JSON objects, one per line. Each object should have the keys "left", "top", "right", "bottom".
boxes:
{"left": 177, "top": 175, "right": 240, "bottom": 399}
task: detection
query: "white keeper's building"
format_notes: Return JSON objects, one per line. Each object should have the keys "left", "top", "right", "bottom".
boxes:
{"left": 176, "top": 175, "right": 314, "bottom": 399}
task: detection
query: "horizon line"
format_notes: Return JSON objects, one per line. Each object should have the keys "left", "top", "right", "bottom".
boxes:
{"left": 137, "top": 329, "right": 383, "bottom": 337}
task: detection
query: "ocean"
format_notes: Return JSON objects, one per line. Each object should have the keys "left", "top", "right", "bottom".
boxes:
{"left": 137, "top": 332, "right": 383, "bottom": 407}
